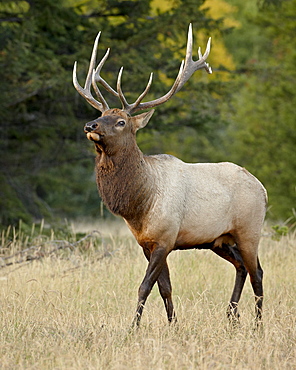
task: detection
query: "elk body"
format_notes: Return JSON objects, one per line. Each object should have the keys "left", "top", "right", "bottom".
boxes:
{"left": 73, "top": 25, "right": 267, "bottom": 326}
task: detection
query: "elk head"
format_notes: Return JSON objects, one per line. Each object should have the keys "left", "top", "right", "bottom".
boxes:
{"left": 83, "top": 108, "right": 155, "bottom": 156}
{"left": 73, "top": 24, "right": 212, "bottom": 151}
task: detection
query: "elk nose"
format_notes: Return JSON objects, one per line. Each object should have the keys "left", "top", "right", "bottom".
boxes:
{"left": 84, "top": 121, "right": 98, "bottom": 132}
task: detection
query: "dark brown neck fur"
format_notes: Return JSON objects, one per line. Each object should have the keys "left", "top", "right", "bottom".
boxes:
{"left": 94, "top": 140, "right": 154, "bottom": 227}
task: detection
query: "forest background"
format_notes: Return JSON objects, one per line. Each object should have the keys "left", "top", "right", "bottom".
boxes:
{"left": 0, "top": 0, "right": 295, "bottom": 228}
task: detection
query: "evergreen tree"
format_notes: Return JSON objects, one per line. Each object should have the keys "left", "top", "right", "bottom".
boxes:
{"left": 222, "top": 0, "right": 296, "bottom": 219}
{"left": 0, "top": 0, "right": 222, "bottom": 226}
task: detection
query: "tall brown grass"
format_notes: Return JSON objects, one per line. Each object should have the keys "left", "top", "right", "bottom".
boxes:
{"left": 0, "top": 220, "right": 295, "bottom": 369}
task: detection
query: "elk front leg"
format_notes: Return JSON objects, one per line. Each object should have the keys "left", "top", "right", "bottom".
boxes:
{"left": 157, "top": 262, "right": 176, "bottom": 323}
{"left": 132, "top": 245, "right": 168, "bottom": 327}
{"left": 142, "top": 247, "right": 176, "bottom": 323}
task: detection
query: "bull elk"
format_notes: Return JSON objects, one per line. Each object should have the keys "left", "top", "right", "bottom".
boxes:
{"left": 73, "top": 24, "right": 267, "bottom": 326}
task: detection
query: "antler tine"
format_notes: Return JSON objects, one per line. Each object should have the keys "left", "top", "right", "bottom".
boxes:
{"left": 73, "top": 32, "right": 109, "bottom": 112}
{"left": 91, "top": 67, "right": 109, "bottom": 111}
{"left": 185, "top": 23, "right": 193, "bottom": 63}
{"left": 117, "top": 71, "right": 154, "bottom": 114}
{"left": 93, "top": 48, "right": 119, "bottom": 98}
{"left": 116, "top": 67, "right": 130, "bottom": 111}
{"left": 129, "top": 60, "right": 185, "bottom": 114}
{"left": 116, "top": 67, "right": 155, "bottom": 114}
{"left": 131, "top": 72, "right": 154, "bottom": 111}
{"left": 127, "top": 24, "right": 212, "bottom": 114}
{"left": 197, "top": 37, "right": 212, "bottom": 73}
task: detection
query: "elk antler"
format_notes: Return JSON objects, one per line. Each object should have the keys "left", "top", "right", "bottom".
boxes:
{"left": 73, "top": 24, "right": 212, "bottom": 115}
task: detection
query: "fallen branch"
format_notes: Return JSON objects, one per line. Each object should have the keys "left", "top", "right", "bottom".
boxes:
{"left": 0, "top": 230, "right": 104, "bottom": 270}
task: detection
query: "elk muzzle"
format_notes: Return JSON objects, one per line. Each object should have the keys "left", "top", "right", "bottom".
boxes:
{"left": 84, "top": 121, "right": 101, "bottom": 142}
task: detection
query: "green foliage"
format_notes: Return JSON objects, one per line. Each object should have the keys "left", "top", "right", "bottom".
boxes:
{"left": 1, "top": 0, "right": 295, "bottom": 227}
{"left": 271, "top": 225, "right": 289, "bottom": 240}
{"left": 0, "top": 0, "right": 93, "bottom": 225}
{"left": 0, "top": 0, "right": 223, "bottom": 227}
{"left": 271, "top": 208, "right": 296, "bottom": 240}
{"left": 220, "top": 0, "right": 296, "bottom": 219}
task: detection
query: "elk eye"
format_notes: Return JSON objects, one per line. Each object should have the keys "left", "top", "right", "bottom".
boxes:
{"left": 116, "top": 120, "right": 126, "bottom": 127}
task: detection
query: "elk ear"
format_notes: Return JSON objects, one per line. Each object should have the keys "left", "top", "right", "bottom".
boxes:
{"left": 131, "top": 109, "right": 155, "bottom": 132}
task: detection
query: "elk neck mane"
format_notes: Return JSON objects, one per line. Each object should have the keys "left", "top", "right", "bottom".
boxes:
{"left": 94, "top": 140, "right": 155, "bottom": 224}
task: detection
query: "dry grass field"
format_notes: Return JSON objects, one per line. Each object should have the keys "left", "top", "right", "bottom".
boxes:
{"left": 0, "top": 219, "right": 295, "bottom": 369}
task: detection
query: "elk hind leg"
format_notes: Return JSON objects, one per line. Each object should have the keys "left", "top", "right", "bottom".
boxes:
{"left": 212, "top": 243, "right": 248, "bottom": 323}
{"left": 237, "top": 240, "right": 263, "bottom": 323}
